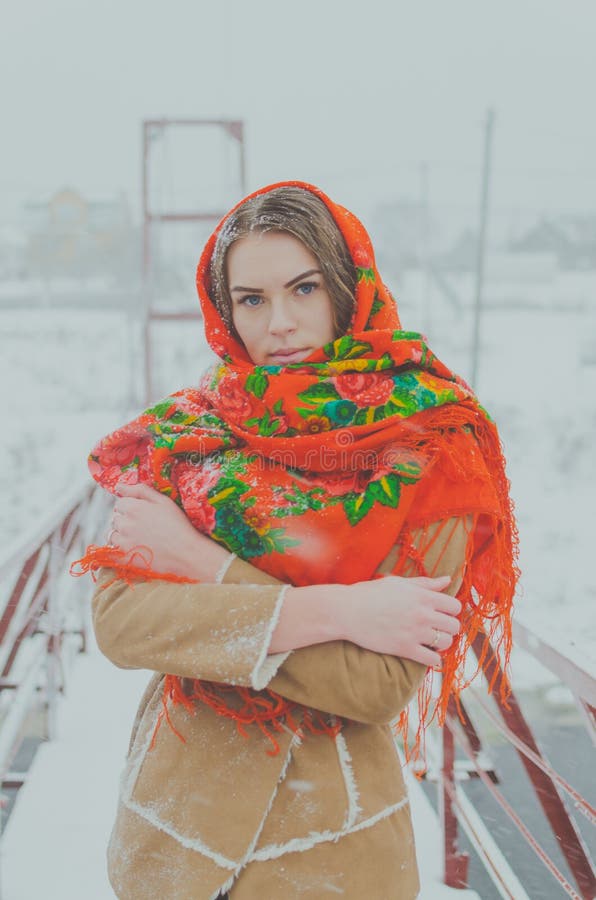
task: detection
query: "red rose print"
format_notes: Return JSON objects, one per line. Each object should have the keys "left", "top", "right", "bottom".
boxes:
{"left": 304, "top": 470, "right": 359, "bottom": 497}
{"left": 176, "top": 465, "right": 219, "bottom": 533}
{"left": 352, "top": 242, "right": 372, "bottom": 269}
{"left": 89, "top": 460, "right": 139, "bottom": 493}
{"left": 96, "top": 430, "right": 147, "bottom": 468}
{"left": 215, "top": 379, "right": 254, "bottom": 419}
{"left": 334, "top": 372, "right": 394, "bottom": 407}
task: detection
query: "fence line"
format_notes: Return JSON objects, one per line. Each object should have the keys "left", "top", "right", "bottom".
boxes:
{"left": 0, "top": 482, "right": 109, "bottom": 801}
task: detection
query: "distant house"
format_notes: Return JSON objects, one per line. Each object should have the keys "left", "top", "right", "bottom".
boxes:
{"left": 24, "top": 188, "right": 137, "bottom": 281}
{"left": 509, "top": 215, "right": 596, "bottom": 269}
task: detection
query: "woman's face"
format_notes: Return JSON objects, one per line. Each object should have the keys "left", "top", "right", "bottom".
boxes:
{"left": 226, "top": 231, "right": 336, "bottom": 366}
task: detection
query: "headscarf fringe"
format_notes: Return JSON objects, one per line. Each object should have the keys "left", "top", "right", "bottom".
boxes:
{"left": 75, "top": 400, "right": 518, "bottom": 760}
{"left": 149, "top": 674, "right": 342, "bottom": 757}
{"left": 70, "top": 544, "right": 197, "bottom": 586}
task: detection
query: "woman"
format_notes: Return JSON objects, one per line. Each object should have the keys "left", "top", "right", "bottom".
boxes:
{"left": 77, "top": 181, "right": 518, "bottom": 899}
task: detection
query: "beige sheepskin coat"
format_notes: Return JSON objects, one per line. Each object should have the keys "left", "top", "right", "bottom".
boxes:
{"left": 92, "top": 517, "right": 468, "bottom": 899}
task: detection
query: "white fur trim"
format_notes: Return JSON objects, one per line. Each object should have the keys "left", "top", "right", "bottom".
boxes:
{"left": 215, "top": 731, "right": 302, "bottom": 896}
{"left": 124, "top": 794, "right": 238, "bottom": 870}
{"left": 120, "top": 703, "right": 302, "bottom": 881}
{"left": 334, "top": 728, "right": 362, "bottom": 829}
{"left": 214, "top": 552, "right": 237, "bottom": 584}
{"left": 248, "top": 796, "right": 410, "bottom": 863}
{"left": 119, "top": 711, "right": 238, "bottom": 869}
{"left": 250, "top": 584, "right": 291, "bottom": 690}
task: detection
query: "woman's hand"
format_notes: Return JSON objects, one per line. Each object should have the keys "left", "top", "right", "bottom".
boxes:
{"left": 270, "top": 575, "right": 461, "bottom": 667}
{"left": 108, "top": 482, "right": 229, "bottom": 581}
{"left": 342, "top": 574, "right": 461, "bottom": 667}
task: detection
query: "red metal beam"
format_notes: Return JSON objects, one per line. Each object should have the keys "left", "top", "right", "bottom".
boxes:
{"left": 144, "top": 117, "right": 243, "bottom": 129}
{"left": 446, "top": 718, "right": 584, "bottom": 899}
{"left": 2, "top": 566, "right": 49, "bottom": 678}
{"left": 441, "top": 703, "right": 470, "bottom": 888}
{"left": 513, "top": 619, "right": 596, "bottom": 707}
{"left": 146, "top": 212, "right": 226, "bottom": 223}
{"left": 0, "top": 548, "right": 42, "bottom": 646}
{"left": 147, "top": 311, "right": 202, "bottom": 321}
{"left": 141, "top": 116, "right": 246, "bottom": 404}
{"left": 472, "top": 632, "right": 596, "bottom": 899}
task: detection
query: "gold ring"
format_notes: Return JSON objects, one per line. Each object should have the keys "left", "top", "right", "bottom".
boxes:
{"left": 429, "top": 628, "right": 441, "bottom": 650}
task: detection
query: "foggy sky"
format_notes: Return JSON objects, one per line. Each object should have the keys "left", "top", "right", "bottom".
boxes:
{"left": 2, "top": 0, "right": 596, "bottom": 231}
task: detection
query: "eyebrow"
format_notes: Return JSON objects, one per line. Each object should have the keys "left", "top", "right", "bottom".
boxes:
{"left": 230, "top": 269, "right": 322, "bottom": 293}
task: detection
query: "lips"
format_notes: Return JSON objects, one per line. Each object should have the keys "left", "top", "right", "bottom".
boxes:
{"left": 268, "top": 348, "right": 311, "bottom": 364}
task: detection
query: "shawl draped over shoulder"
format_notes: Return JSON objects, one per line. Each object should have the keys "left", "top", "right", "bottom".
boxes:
{"left": 73, "top": 180, "right": 520, "bottom": 756}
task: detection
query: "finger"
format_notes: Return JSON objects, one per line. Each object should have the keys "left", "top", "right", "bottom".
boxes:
{"left": 412, "top": 646, "right": 442, "bottom": 668}
{"left": 433, "top": 593, "right": 462, "bottom": 616}
{"left": 431, "top": 611, "right": 462, "bottom": 636}
{"left": 435, "top": 630, "right": 455, "bottom": 651}
{"left": 409, "top": 575, "right": 451, "bottom": 589}
{"left": 115, "top": 495, "right": 152, "bottom": 515}
{"left": 116, "top": 481, "right": 159, "bottom": 501}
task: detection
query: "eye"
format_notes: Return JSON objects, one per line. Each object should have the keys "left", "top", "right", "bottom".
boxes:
{"left": 295, "top": 281, "right": 318, "bottom": 296}
{"left": 238, "top": 294, "right": 263, "bottom": 308}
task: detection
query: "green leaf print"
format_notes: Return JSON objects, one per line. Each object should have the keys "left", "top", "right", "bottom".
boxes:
{"left": 145, "top": 399, "right": 176, "bottom": 418}
{"left": 167, "top": 410, "right": 198, "bottom": 425}
{"left": 297, "top": 380, "right": 342, "bottom": 406}
{"left": 329, "top": 335, "right": 373, "bottom": 360}
{"left": 356, "top": 266, "right": 375, "bottom": 283}
{"left": 269, "top": 483, "right": 328, "bottom": 517}
{"left": 371, "top": 295, "right": 384, "bottom": 315}
{"left": 366, "top": 475, "right": 401, "bottom": 508}
{"left": 391, "top": 330, "right": 424, "bottom": 342}
{"left": 260, "top": 528, "right": 301, "bottom": 554}
{"left": 342, "top": 489, "right": 376, "bottom": 526}
{"left": 364, "top": 292, "right": 384, "bottom": 328}
{"left": 245, "top": 371, "right": 269, "bottom": 399}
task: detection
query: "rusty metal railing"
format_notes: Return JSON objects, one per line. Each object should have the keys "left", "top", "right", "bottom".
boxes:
{"left": 437, "top": 622, "right": 596, "bottom": 899}
{"left": 0, "top": 482, "right": 109, "bottom": 800}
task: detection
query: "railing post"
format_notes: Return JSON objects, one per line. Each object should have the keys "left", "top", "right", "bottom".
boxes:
{"left": 440, "top": 701, "right": 470, "bottom": 888}
{"left": 44, "top": 527, "right": 63, "bottom": 741}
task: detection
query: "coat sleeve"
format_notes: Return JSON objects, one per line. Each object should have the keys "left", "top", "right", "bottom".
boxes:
{"left": 92, "top": 517, "right": 469, "bottom": 720}
{"left": 223, "top": 517, "right": 471, "bottom": 725}
{"left": 91, "top": 572, "right": 292, "bottom": 690}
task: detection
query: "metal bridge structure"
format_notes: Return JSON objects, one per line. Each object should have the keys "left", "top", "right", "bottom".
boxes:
{"left": 141, "top": 117, "right": 246, "bottom": 405}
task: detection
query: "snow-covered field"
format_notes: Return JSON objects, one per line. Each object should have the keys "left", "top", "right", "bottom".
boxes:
{"left": 1, "top": 269, "right": 595, "bottom": 684}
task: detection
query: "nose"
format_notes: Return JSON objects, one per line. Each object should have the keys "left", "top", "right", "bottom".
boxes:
{"left": 267, "top": 298, "right": 297, "bottom": 336}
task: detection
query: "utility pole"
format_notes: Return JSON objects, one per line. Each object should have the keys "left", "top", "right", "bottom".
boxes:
{"left": 470, "top": 107, "right": 495, "bottom": 389}
{"left": 419, "top": 162, "right": 431, "bottom": 336}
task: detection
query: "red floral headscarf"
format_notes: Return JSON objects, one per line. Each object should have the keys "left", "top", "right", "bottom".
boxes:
{"left": 73, "top": 181, "right": 519, "bottom": 756}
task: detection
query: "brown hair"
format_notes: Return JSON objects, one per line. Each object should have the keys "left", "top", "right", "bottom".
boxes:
{"left": 209, "top": 186, "right": 356, "bottom": 341}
